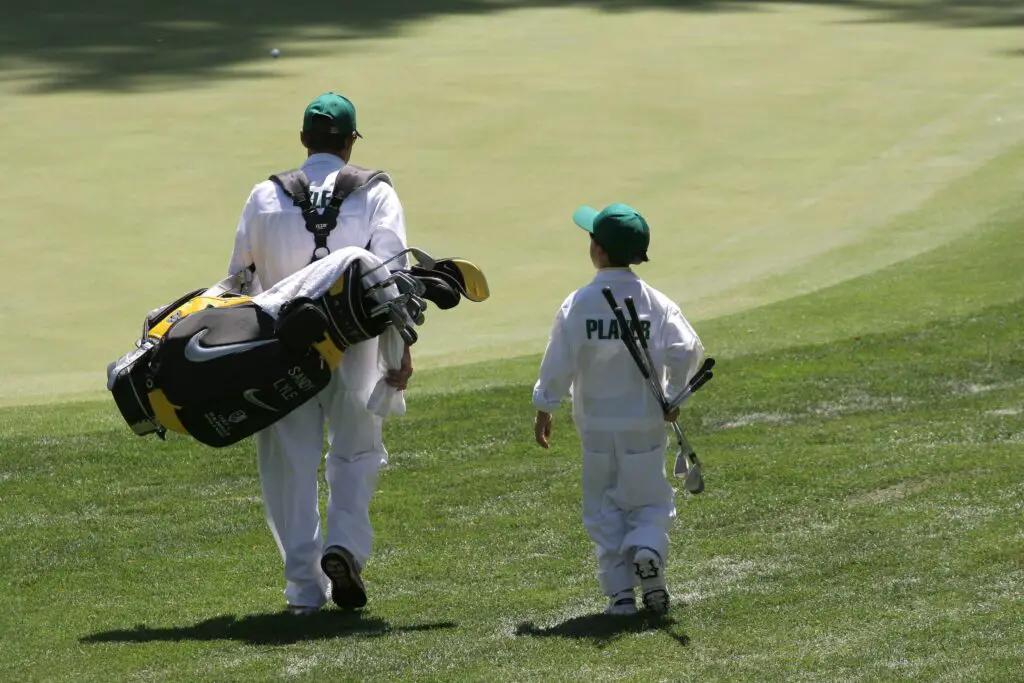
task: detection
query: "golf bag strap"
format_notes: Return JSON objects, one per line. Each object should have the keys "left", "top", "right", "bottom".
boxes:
{"left": 269, "top": 165, "right": 391, "bottom": 264}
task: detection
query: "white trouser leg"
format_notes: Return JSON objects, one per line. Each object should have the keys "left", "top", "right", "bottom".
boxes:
{"left": 321, "top": 338, "right": 388, "bottom": 569}
{"left": 612, "top": 429, "right": 676, "bottom": 564}
{"left": 255, "top": 399, "right": 330, "bottom": 608}
{"left": 580, "top": 430, "right": 634, "bottom": 597}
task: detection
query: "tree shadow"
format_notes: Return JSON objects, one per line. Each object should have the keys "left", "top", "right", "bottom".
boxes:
{"left": 2, "top": 0, "right": 1021, "bottom": 94}
{"left": 79, "top": 609, "right": 457, "bottom": 646}
{"left": 515, "top": 608, "right": 691, "bottom": 648}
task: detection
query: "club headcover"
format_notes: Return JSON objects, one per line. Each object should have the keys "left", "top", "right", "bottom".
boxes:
{"left": 276, "top": 297, "right": 331, "bottom": 354}
{"left": 319, "top": 259, "right": 402, "bottom": 349}
{"left": 433, "top": 258, "right": 490, "bottom": 303}
{"left": 409, "top": 266, "right": 462, "bottom": 310}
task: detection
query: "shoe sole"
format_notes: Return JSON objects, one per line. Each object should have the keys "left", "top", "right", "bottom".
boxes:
{"left": 642, "top": 589, "right": 670, "bottom": 614}
{"left": 321, "top": 550, "right": 367, "bottom": 610}
{"left": 634, "top": 549, "right": 670, "bottom": 614}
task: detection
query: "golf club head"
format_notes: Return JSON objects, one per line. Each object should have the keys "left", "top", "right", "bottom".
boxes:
{"left": 434, "top": 258, "right": 490, "bottom": 303}
{"left": 683, "top": 455, "right": 705, "bottom": 494}
{"left": 673, "top": 451, "right": 705, "bottom": 492}
{"left": 408, "top": 247, "right": 438, "bottom": 270}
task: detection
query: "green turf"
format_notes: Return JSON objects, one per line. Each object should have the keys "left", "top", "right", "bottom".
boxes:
{"left": 2, "top": 2, "right": 1023, "bottom": 680}
{"left": 2, "top": 192, "right": 1022, "bottom": 681}
{"left": 2, "top": 2, "right": 1024, "bottom": 403}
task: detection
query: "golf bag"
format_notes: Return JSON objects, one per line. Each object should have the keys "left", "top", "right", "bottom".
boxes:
{"left": 106, "top": 247, "right": 489, "bottom": 448}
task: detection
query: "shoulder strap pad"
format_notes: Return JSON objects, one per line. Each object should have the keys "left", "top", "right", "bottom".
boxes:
{"left": 267, "top": 169, "right": 312, "bottom": 204}
{"left": 328, "top": 164, "right": 392, "bottom": 205}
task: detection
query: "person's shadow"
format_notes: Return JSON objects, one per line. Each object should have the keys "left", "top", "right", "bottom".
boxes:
{"left": 515, "top": 608, "right": 690, "bottom": 648}
{"left": 80, "top": 609, "right": 456, "bottom": 647}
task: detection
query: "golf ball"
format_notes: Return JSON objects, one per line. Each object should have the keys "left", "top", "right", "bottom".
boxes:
{"left": 270, "top": 48, "right": 280, "bottom": 58}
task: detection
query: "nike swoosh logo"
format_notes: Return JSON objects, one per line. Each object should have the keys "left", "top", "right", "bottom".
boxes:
{"left": 184, "top": 329, "right": 276, "bottom": 363}
{"left": 243, "top": 388, "right": 278, "bottom": 412}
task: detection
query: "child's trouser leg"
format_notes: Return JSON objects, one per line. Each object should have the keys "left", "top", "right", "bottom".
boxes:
{"left": 580, "top": 431, "right": 635, "bottom": 598}
{"left": 613, "top": 429, "right": 676, "bottom": 564}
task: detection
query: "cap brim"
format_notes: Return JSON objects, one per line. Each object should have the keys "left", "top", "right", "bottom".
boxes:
{"left": 572, "top": 206, "right": 599, "bottom": 233}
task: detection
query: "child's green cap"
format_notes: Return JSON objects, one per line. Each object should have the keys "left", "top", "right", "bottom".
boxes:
{"left": 572, "top": 203, "right": 650, "bottom": 264}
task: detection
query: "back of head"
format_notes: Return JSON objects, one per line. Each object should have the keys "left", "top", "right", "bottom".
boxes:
{"left": 301, "top": 92, "right": 363, "bottom": 153}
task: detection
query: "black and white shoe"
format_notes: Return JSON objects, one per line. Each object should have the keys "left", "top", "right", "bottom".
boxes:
{"left": 605, "top": 590, "right": 638, "bottom": 616}
{"left": 286, "top": 604, "right": 321, "bottom": 616}
{"left": 321, "top": 546, "right": 367, "bottom": 610}
{"left": 633, "top": 547, "right": 670, "bottom": 614}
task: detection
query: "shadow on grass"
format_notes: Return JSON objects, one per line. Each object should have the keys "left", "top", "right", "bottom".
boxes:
{"left": 515, "top": 609, "right": 690, "bottom": 648}
{"left": 2, "top": 1, "right": 1021, "bottom": 94}
{"left": 79, "top": 609, "right": 457, "bottom": 646}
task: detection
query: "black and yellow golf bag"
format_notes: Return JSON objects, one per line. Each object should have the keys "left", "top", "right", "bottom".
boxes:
{"left": 106, "top": 248, "right": 489, "bottom": 448}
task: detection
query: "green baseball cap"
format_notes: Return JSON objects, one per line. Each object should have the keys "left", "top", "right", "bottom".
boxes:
{"left": 573, "top": 203, "right": 651, "bottom": 264}
{"left": 302, "top": 92, "right": 362, "bottom": 138}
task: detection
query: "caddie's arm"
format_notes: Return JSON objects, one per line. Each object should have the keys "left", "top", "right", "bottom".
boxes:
{"left": 366, "top": 183, "right": 409, "bottom": 270}
{"left": 385, "top": 343, "right": 413, "bottom": 390}
{"left": 531, "top": 306, "right": 574, "bottom": 448}
{"left": 367, "top": 182, "right": 414, "bottom": 387}
{"left": 227, "top": 192, "right": 263, "bottom": 294}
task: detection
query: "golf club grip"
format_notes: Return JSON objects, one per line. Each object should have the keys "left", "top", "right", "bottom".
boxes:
{"left": 600, "top": 287, "right": 619, "bottom": 311}
{"left": 602, "top": 289, "right": 650, "bottom": 377}
{"left": 603, "top": 288, "right": 672, "bottom": 410}
{"left": 689, "top": 370, "right": 713, "bottom": 393}
{"left": 623, "top": 297, "right": 649, "bottom": 351}
{"left": 694, "top": 357, "right": 715, "bottom": 379}
{"left": 615, "top": 307, "right": 651, "bottom": 379}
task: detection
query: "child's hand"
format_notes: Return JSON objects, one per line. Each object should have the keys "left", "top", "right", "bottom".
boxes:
{"left": 664, "top": 407, "right": 679, "bottom": 422}
{"left": 534, "top": 411, "right": 553, "bottom": 448}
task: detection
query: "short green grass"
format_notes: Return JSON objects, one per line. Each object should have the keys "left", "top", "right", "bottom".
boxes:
{"left": 3, "top": 3, "right": 1023, "bottom": 681}
{"left": 1, "top": 210, "right": 1021, "bottom": 681}
{"left": 3, "top": 2, "right": 1024, "bottom": 402}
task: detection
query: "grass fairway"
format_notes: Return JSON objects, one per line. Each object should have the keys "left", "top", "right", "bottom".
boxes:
{"left": 2, "top": 1, "right": 1023, "bottom": 681}
{"left": 2, "top": 1, "right": 1024, "bottom": 403}
{"left": 1, "top": 210, "right": 1022, "bottom": 681}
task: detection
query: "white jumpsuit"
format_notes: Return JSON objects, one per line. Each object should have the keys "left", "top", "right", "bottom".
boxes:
{"left": 532, "top": 268, "right": 704, "bottom": 598}
{"left": 228, "top": 153, "right": 408, "bottom": 608}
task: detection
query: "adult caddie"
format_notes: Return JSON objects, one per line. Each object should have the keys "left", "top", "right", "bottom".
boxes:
{"left": 227, "top": 91, "right": 413, "bottom": 615}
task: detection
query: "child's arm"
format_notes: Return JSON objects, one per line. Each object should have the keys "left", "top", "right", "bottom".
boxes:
{"left": 532, "top": 306, "right": 574, "bottom": 448}
{"left": 662, "top": 305, "right": 705, "bottom": 401}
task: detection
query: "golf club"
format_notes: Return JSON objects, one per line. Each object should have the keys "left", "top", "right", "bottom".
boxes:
{"left": 603, "top": 287, "right": 708, "bottom": 493}
{"left": 623, "top": 295, "right": 706, "bottom": 494}
{"left": 362, "top": 247, "right": 438, "bottom": 282}
{"left": 666, "top": 359, "right": 716, "bottom": 412}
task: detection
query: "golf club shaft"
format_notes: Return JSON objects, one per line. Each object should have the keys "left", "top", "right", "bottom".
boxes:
{"left": 603, "top": 288, "right": 704, "bottom": 488}
{"left": 362, "top": 247, "right": 437, "bottom": 280}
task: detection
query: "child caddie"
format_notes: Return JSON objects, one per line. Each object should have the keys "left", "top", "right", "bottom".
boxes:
{"left": 532, "top": 203, "right": 705, "bottom": 615}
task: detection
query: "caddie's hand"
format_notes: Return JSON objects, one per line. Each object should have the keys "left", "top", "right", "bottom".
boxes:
{"left": 534, "top": 411, "right": 553, "bottom": 449}
{"left": 386, "top": 344, "right": 413, "bottom": 390}
{"left": 664, "top": 407, "right": 680, "bottom": 422}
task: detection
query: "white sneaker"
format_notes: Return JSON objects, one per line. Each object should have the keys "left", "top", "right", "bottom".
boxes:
{"left": 633, "top": 547, "right": 670, "bottom": 614}
{"left": 605, "top": 590, "right": 638, "bottom": 616}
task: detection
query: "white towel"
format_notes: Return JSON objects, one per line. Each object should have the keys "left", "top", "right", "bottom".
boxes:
{"left": 251, "top": 247, "right": 408, "bottom": 417}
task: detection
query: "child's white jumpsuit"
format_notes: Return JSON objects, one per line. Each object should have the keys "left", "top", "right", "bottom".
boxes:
{"left": 532, "top": 269, "right": 704, "bottom": 598}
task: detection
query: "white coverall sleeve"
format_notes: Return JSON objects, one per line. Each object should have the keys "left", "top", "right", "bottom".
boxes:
{"left": 366, "top": 184, "right": 409, "bottom": 269}
{"left": 662, "top": 305, "right": 705, "bottom": 399}
{"left": 227, "top": 191, "right": 263, "bottom": 294}
{"left": 228, "top": 192, "right": 256, "bottom": 276}
{"left": 532, "top": 306, "right": 574, "bottom": 413}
